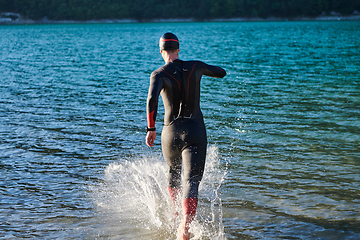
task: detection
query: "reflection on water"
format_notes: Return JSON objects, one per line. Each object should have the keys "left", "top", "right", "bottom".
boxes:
{"left": 0, "top": 21, "right": 359, "bottom": 239}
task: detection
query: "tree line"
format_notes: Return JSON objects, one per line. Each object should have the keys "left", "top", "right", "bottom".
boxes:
{"left": 1, "top": 0, "right": 359, "bottom": 21}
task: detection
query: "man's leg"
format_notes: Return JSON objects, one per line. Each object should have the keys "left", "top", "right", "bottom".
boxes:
{"left": 161, "top": 125, "right": 183, "bottom": 214}
{"left": 168, "top": 163, "right": 182, "bottom": 209}
{"left": 178, "top": 145, "right": 206, "bottom": 239}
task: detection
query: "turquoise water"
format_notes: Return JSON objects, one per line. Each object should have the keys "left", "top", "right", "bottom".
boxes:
{"left": 0, "top": 21, "right": 359, "bottom": 239}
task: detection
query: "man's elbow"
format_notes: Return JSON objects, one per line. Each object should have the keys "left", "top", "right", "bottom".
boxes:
{"left": 219, "top": 68, "right": 226, "bottom": 78}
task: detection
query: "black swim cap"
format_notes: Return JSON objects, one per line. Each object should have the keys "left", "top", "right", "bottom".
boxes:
{"left": 159, "top": 32, "right": 179, "bottom": 51}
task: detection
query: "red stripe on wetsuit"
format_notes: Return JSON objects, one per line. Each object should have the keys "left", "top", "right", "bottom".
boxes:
{"left": 163, "top": 70, "right": 181, "bottom": 91}
{"left": 147, "top": 110, "right": 155, "bottom": 128}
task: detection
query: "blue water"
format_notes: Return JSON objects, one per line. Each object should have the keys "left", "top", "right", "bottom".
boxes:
{"left": 0, "top": 21, "right": 359, "bottom": 239}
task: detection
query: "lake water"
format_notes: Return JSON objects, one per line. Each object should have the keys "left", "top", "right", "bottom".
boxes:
{"left": 0, "top": 21, "right": 359, "bottom": 239}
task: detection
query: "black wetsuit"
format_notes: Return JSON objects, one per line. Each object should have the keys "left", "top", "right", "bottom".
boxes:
{"left": 147, "top": 59, "right": 226, "bottom": 199}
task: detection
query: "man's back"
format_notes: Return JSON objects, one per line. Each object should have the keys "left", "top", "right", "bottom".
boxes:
{"left": 148, "top": 59, "right": 226, "bottom": 126}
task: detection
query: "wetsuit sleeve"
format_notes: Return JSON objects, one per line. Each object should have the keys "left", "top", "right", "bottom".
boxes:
{"left": 200, "top": 62, "right": 226, "bottom": 78}
{"left": 147, "top": 72, "right": 163, "bottom": 128}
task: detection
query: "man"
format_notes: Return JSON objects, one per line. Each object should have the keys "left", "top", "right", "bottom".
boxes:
{"left": 145, "top": 32, "right": 226, "bottom": 240}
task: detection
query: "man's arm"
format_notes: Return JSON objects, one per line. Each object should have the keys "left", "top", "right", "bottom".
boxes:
{"left": 145, "top": 72, "right": 163, "bottom": 147}
{"left": 200, "top": 62, "right": 227, "bottom": 78}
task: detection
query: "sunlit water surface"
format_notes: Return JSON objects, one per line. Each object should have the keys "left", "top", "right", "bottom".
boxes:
{"left": 0, "top": 21, "right": 359, "bottom": 239}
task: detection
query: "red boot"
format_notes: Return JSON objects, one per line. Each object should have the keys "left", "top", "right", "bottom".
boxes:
{"left": 168, "top": 187, "right": 182, "bottom": 206}
{"left": 178, "top": 198, "right": 197, "bottom": 240}
{"left": 168, "top": 187, "right": 182, "bottom": 219}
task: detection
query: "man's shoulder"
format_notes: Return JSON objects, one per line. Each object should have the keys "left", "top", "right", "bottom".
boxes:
{"left": 182, "top": 60, "right": 203, "bottom": 64}
{"left": 182, "top": 60, "right": 207, "bottom": 68}
{"left": 151, "top": 62, "right": 176, "bottom": 77}
{"left": 151, "top": 66, "right": 165, "bottom": 78}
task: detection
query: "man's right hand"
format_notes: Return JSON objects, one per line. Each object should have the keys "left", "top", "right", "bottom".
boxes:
{"left": 146, "top": 131, "right": 156, "bottom": 147}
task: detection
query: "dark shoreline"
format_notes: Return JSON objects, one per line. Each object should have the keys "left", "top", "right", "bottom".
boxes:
{"left": 1, "top": 14, "right": 360, "bottom": 25}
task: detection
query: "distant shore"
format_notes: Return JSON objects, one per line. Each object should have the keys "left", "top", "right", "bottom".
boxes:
{"left": 1, "top": 12, "right": 360, "bottom": 25}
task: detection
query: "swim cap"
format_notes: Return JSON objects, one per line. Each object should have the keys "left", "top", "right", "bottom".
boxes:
{"left": 159, "top": 32, "right": 179, "bottom": 51}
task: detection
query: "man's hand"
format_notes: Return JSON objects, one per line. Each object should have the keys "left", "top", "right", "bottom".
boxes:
{"left": 146, "top": 131, "right": 156, "bottom": 147}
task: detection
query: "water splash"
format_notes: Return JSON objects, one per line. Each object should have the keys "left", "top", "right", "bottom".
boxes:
{"left": 91, "top": 145, "right": 227, "bottom": 239}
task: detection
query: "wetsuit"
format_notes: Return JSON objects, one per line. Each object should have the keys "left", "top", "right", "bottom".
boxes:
{"left": 147, "top": 59, "right": 226, "bottom": 200}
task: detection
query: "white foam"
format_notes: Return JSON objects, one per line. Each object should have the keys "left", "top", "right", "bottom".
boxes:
{"left": 92, "top": 145, "right": 227, "bottom": 239}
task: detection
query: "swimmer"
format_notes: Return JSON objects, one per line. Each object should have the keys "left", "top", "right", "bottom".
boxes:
{"left": 146, "top": 32, "right": 226, "bottom": 239}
